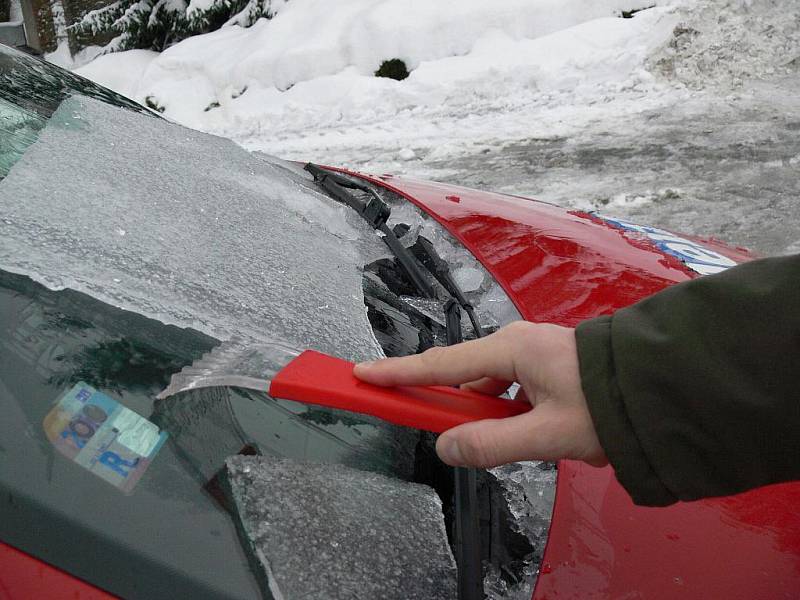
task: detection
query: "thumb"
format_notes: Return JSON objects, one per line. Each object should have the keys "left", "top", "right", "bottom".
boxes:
{"left": 436, "top": 412, "right": 544, "bottom": 468}
{"left": 435, "top": 404, "right": 606, "bottom": 468}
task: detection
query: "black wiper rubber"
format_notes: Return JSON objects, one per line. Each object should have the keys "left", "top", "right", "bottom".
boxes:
{"left": 445, "top": 300, "right": 484, "bottom": 600}
{"left": 305, "top": 163, "right": 434, "bottom": 298}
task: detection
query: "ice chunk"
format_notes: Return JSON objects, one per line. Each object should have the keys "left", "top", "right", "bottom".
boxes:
{"left": 224, "top": 456, "right": 457, "bottom": 600}
{"left": 380, "top": 185, "right": 522, "bottom": 329}
{"left": 453, "top": 266, "right": 484, "bottom": 292}
{"left": 0, "top": 95, "right": 383, "bottom": 362}
{"left": 486, "top": 462, "right": 557, "bottom": 599}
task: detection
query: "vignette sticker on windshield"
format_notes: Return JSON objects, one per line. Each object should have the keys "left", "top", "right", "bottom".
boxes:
{"left": 43, "top": 382, "right": 167, "bottom": 494}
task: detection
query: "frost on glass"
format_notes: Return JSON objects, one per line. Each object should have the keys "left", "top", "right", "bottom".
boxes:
{"left": 0, "top": 95, "right": 384, "bottom": 362}
{"left": 224, "top": 455, "right": 457, "bottom": 600}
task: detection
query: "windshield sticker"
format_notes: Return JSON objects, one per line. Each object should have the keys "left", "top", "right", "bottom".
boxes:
{"left": 595, "top": 214, "right": 738, "bottom": 276}
{"left": 43, "top": 383, "right": 167, "bottom": 494}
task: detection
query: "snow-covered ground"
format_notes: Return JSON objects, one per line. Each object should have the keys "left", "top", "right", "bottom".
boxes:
{"left": 69, "top": 0, "right": 800, "bottom": 255}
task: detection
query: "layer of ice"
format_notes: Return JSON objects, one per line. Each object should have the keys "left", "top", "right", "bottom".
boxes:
{"left": 0, "top": 95, "right": 385, "bottom": 362}
{"left": 224, "top": 455, "right": 457, "bottom": 600}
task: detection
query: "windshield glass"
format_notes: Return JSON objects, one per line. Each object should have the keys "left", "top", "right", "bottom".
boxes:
{"left": 0, "top": 45, "right": 148, "bottom": 180}
{"left": 0, "top": 48, "right": 416, "bottom": 598}
{"left": 0, "top": 95, "right": 46, "bottom": 178}
{"left": 0, "top": 43, "right": 553, "bottom": 600}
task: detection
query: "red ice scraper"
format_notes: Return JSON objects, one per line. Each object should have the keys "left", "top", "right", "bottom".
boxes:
{"left": 158, "top": 343, "right": 530, "bottom": 433}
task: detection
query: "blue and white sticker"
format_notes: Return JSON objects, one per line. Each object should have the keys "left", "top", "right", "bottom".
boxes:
{"left": 43, "top": 383, "right": 167, "bottom": 494}
{"left": 596, "top": 214, "right": 738, "bottom": 276}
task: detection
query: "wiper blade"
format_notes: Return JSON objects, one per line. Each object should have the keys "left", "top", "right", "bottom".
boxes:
{"left": 306, "top": 163, "right": 485, "bottom": 600}
{"left": 305, "top": 163, "right": 435, "bottom": 298}
{"left": 444, "top": 300, "right": 484, "bottom": 600}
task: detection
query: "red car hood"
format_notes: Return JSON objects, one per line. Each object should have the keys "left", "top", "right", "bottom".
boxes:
{"left": 349, "top": 170, "right": 800, "bottom": 600}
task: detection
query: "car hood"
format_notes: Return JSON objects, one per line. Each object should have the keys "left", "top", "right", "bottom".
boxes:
{"left": 345, "top": 169, "right": 800, "bottom": 600}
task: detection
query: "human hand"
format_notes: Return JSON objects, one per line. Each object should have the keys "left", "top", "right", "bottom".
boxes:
{"left": 354, "top": 321, "right": 607, "bottom": 469}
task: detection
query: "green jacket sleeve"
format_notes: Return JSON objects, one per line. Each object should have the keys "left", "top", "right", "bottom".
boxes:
{"left": 575, "top": 254, "right": 800, "bottom": 506}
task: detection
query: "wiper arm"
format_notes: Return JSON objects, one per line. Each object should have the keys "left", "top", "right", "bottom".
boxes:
{"left": 410, "top": 233, "right": 484, "bottom": 339}
{"left": 305, "top": 163, "right": 435, "bottom": 298}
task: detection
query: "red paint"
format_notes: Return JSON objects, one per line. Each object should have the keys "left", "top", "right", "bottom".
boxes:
{"left": 270, "top": 350, "right": 531, "bottom": 433}
{"left": 341, "top": 169, "right": 799, "bottom": 600}
{"left": 0, "top": 542, "right": 115, "bottom": 599}
{"left": 335, "top": 169, "right": 730, "bottom": 326}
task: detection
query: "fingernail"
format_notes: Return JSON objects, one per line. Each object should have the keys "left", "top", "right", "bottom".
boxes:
{"left": 437, "top": 437, "right": 465, "bottom": 466}
{"left": 355, "top": 360, "right": 376, "bottom": 369}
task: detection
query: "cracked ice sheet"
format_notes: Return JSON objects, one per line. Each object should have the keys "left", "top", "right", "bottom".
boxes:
{"left": 0, "top": 95, "right": 385, "bottom": 361}
{"left": 224, "top": 455, "right": 457, "bottom": 600}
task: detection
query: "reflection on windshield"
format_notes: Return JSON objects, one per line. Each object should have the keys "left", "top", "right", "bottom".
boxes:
{"left": 0, "top": 96, "right": 46, "bottom": 179}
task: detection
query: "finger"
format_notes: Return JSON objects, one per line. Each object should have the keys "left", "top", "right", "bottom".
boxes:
{"left": 354, "top": 327, "right": 520, "bottom": 387}
{"left": 460, "top": 377, "right": 512, "bottom": 396}
{"left": 435, "top": 404, "right": 602, "bottom": 468}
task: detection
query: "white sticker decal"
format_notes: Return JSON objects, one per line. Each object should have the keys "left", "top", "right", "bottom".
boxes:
{"left": 596, "top": 215, "right": 738, "bottom": 276}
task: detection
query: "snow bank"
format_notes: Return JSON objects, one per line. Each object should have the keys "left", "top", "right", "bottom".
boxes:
{"left": 75, "top": 0, "right": 671, "bottom": 136}
{"left": 73, "top": 49, "right": 160, "bottom": 98}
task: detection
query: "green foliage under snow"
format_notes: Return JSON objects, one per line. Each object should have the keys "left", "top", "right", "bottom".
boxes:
{"left": 71, "top": 0, "right": 285, "bottom": 53}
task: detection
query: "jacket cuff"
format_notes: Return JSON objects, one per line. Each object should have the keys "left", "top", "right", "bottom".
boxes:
{"left": 575, "top": 316, "right": 678, "bottom": 506}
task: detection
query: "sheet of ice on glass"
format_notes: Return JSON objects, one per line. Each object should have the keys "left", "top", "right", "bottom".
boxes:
{"left": 224, "top": 455, "right": 457, "bottom": 600}
{"left": 0, "top": 95, "right": 383, "bottom": 361}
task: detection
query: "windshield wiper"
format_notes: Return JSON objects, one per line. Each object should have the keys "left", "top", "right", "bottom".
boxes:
{"left": 305, "top": 163, "right": 434, "bottom": 298}
{"left": 305, "top": 163, "right": 484, "bottom": 600}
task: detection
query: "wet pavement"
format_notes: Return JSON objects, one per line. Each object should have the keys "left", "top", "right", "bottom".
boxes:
{"left": 424, "top": 75, "right": 800, "bottom": 257}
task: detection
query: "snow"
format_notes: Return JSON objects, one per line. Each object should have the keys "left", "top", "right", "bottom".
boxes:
{"left": 66, "top": 49, "right": 159, "bottom": 96}
{"left": 74, "top": 0, "right": 667, "bottom": 135}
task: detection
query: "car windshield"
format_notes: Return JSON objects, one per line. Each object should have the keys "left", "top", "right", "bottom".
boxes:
{"left": 0, "top": 44, "right": 550, "bottom": 600}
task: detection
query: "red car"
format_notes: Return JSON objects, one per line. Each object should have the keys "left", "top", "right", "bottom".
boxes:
{"left": 1, "top": 43, "right": 798, "bottom": 599}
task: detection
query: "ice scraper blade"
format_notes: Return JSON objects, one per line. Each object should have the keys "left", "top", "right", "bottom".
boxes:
{"left": 159, "top": 342, "right": 531, "bottom": 433}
